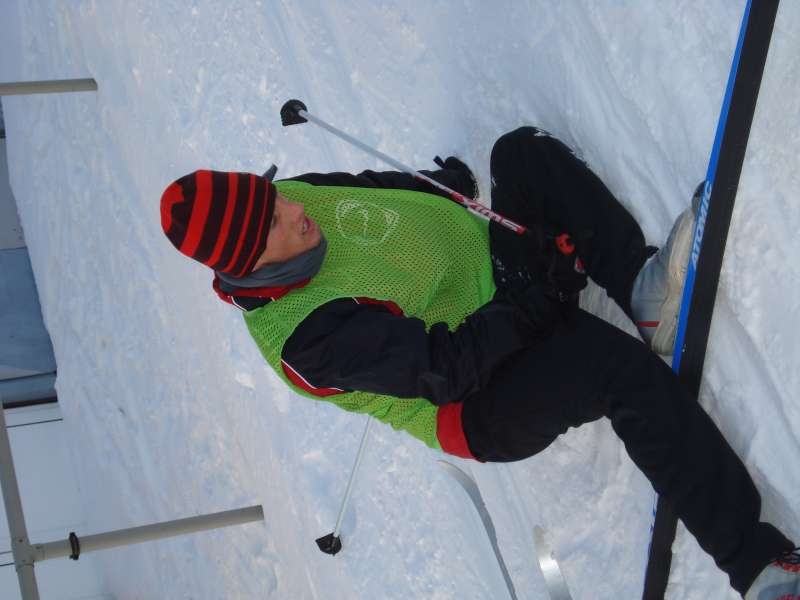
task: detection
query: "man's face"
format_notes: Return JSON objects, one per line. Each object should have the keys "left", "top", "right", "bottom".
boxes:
{"left": 252, "top": 193, "right": 322, "bottom": 269}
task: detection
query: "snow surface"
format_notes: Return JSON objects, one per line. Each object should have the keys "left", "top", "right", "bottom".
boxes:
{"left": 1, "top": 1, "right": 798, "bottom": 598}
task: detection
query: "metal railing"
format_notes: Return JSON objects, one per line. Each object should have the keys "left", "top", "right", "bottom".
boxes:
{"left": 0, "top": 399, "right": 265, "bottom": 600}
{"left": 0, "top": 77, "right": 265, "bottom": 599}
{"left": 0, "top": 78, "right": 97, "bottom": 97}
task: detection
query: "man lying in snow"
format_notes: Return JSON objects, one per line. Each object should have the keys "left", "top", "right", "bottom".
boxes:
{"left": 161, "top": 126, "right": 798, "bottom": 598}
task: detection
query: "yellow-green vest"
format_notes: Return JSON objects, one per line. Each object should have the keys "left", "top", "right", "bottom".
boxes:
{"left": 244, "top": 180, "right": 496, "bottom": 449}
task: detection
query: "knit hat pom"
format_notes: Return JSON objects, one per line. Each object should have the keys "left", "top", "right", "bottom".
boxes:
{"left": 160, "top": 170, "right": 276, "bottom": 277}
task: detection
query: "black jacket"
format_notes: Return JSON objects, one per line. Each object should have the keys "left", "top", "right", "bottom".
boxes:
{"left": 233, "top": 164, "right": 550, "bottom": 406}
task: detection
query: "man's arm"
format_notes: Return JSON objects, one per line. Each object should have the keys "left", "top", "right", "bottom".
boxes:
{"left": 282, "top": 293, "right": 552, "bottom": 406}
{"left": 285, "top": 157, "right": 477, "bottom": 200}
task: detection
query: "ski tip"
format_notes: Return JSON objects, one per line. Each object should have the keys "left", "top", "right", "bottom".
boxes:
{"left": 281, "top": 99, "right": 308, "bottom": 126}
{"left": 437, "top": 460, "right": 471, "bottom": 479}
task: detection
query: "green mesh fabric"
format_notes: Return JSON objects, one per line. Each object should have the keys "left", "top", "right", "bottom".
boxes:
{"left": 243, "top": 181, "right": 496, "bottom": 449}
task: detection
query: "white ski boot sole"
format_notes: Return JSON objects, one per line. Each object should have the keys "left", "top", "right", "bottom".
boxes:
{"left": 651, "top": 208, "right": 696, "bottom": 355}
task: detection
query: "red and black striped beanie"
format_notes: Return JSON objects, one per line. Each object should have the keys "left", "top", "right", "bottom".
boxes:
{"left": 160, "top": 170, "right": 276, "bottom": 277}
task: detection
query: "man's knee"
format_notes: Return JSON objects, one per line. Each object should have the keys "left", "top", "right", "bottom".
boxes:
{"left": 490, "top": 126, "right": 564, "bottom": 172}
{"left": 493, "top": 126, "right": 544, "bottom": 155}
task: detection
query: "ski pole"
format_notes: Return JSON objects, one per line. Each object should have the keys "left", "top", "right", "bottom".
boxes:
{"left": 280, "top": 99, "right": 528, "bottom": 236}
{"left": 315, "top": 416, "right": 373, "bottom": 555}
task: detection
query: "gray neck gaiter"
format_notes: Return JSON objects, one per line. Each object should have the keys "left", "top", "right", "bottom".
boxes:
{"left": 216, "top": 233, "right": 327, "bottom": 290}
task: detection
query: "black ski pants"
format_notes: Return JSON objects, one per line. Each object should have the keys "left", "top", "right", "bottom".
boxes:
{"left": 461, "top": 127, "right": 792, "bottom": 594}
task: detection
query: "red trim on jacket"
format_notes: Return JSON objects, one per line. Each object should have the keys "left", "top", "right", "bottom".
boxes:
{"left": 436, "top": 402, "right": 477, "bottom": 460}
{"left": 281, "top": 359, "right": 346, "bottom": 398}
{"left": 212, "top": 275, "right": 310, "bottom": 306}
{"left": 353, "top": 297, "right": 404, "bottom": 316}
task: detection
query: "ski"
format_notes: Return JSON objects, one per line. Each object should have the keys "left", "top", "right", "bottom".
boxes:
{"left": 642, "top": 2, "right": 780, "bottom": 598}
{"left": 533, "top": 526, "right": 573, "bottom": 600}
{"left": 438, "top": 461, "right": 519, "bottom": 600}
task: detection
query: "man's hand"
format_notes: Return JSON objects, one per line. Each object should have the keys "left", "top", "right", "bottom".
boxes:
{"left": 433, "top": 155, "right": 479, "bottom": 199}
{"left": 545, "top": 234, "right": 587, "bottom": 302}
{"left": 523, "top": 230, "right": 588, "bottom": 303}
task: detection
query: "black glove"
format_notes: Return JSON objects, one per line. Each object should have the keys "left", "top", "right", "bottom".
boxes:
{"left": 518, "top": 226, "right": 586, "bottom": 303}
{"left": 433, "top": 155, "right": 479, "bottom": 198}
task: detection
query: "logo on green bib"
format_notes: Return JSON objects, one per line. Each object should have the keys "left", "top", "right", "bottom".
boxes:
{"left": 335, "top": 198, "right": 400, "bottom": 246}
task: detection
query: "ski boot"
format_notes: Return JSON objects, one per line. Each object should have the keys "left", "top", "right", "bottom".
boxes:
{"left": 631, "top": 183, "right": 702, "bottom": 355}
{"left": 745, "top": 548, "right": 800, "bottom": 600}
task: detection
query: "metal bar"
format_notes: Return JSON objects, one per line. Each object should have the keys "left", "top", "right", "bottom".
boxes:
{"left": 32, "top": 505, "right": 264, "bottom": 561}
{"left": 2, "top": 398, "right": 59, "bottom": 411}
{"left": 6, "top": 419, "right": 64, "bottom": 430}
{"left": 0, "top": 374, "right": 57, "bottom": 407}
{"left": 0, "top": 78, "right": 97, "bottom": 96}
{"left": 0, "top": 399, "right": 41, "bottom": 599}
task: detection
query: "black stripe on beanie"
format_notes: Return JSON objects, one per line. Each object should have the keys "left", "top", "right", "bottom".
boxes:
{"left": 193, "top": 171, "right": 230, "bottom": 264}
{"left": 229, "top": 175, "right": 271, "bottom": 277}
{"left": 211, "top": 172, "right": 253, "bottom": 273}
{"left": 254, "top": 178, "right": 277, "bottom": 271}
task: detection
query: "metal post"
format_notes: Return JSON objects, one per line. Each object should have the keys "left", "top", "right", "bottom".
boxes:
{"left": 0, "top": 398, "right": 41, "bottom": 600}
{"left": 0, "top": 78, "right": 97, "bottom": 96}
{"left": 31, "top": 505, "right": 264, "bottom": 561}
